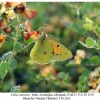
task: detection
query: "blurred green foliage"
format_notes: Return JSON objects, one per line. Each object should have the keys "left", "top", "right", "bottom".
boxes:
{"left": 1, "top": 2, "right": 100, "bottom": 92}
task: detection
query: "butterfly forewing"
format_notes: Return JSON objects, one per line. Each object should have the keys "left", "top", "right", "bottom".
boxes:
{"left": 30, "top": 39, "right": 54, "bottom": 64}
{"left": 47, "top": 37, "right": 73, "bottom": 61}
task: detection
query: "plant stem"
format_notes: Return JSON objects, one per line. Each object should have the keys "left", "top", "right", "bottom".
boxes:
{"left": 0, "top": 71, "right": 8, "bottom": 92}
{"left": 5, "top": 35, "right": 14, "bottom": 40}
{"left": 0, "top": 79, "right": 2, "bottom": 92}
{"left": 0, "top": 15, "right": 22, "bottom": 91}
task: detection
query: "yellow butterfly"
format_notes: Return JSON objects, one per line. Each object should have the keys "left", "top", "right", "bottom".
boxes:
{"left": 30, "top": 31, "right": 73, "bottom": 64}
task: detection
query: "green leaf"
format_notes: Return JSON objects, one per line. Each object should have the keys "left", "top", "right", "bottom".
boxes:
{"left": 96, "top": 40, "right": 100, "bottom": 49}
{"left": 10, "top": 59, "right": 17, "bottom": 69}
{"left": 79, "top": 76, "right": 86, "bottom": 83}
{"left": 82, "top": 68, "right": 89, "bottom": 76}
{"left": 94, "top": 25, "right": 100, "bottom": 34}
{"left": 10, "top": 86, "right": 21, "bottom": 92}
{"left": 6, "top": 51, "right": 13, "bottom": 58}
{"left": 71, "top": 9, "right": 76, "bottom": 16}
{"left": 0, "top": 62, "right": 10, "bottom": 72}
{"left": 14, "top": 42, "right": 22, "bottom": 51}
{"left": 11, "top": 32, "right": 16, "bottom": 37}
{"left": 24, "top": 38, "right": 33, "bottom": 44}
{"left": 61, "top": 21, "right": 73, "bottom": 27}
{"left": 66, "top": 61, "right": 75, "bottom": 67}
{"left": 2, "top": 51, "right": 13, "bottom": 61}
{"left": 91, "top": 56, "right": 100, "bottom": 65}
{"left": 83, "top": 2, "right": 92, "bottom": 11}
{"left": 14, "top": 89, "right": 21, "bottom": 92}
{"left": 53, "top": 80, "right": 60, "bottom": 86}
{"left": 77, "top": 82, "right": 83, "bottom": 89}
{"left": 83, "top": 23, "right": 90, "bottom": 30}
{"left": 85, "top": 37, "right": 96, "bottom": 47}
{"left": 46, "top": 74, "right": 52, "bottom": 80}
{"left": 36, "top": 74, "right": 43, "bottom": 80}
{"left": 32, "top": 78, "right": 39, "bottom": 83}
{"left": 57, "top": 72, "right": 66, "bottom": 79}
{"left": 2, "top": 53, "right": 7, "bottom": 61}
{"left": 77, "top": 82, "right": 87, "bottom": 92}
{"left": 79, "top": 41, "right": 88, "bottom": 48}
{"left": 18, "top": 35, "right": 22, "bottom": 40}
{"left": 81, "top": 58, "right": 91, "bottom": 66}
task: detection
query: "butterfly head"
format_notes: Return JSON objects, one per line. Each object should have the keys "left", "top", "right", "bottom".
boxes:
{"left": 36, "top": 31, "right": 47, "bottom": 42}
{"left": 41, "top": 31, "right": 47, "bottom": 37}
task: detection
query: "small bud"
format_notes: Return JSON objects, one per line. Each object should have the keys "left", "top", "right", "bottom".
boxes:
{"left": 0, "top": 34, "right": 5, "bottom": 48}
{"left": 22, "top": 31, "right": 31, "bottom": 40}
{"left": 3, "top": 26, "right": 13, "bottom": 34}
{"left": 0, "top": 20, "right": 2, "bottom": 29}
{"left": 0, "top": 34, "right": 5, "bottom": 42}
{"left": 85, "top": 18, "right": 93, "bottom": 23}
{"left": 14, "top": 3, "right": 25, "bottom": 14}
{"left": 19, "top": 4, "right": 25, "bottom": 13}
{"left": 5, "top": 2, "right": 12, "bottom": 7}
{"left": 25, "top": 52, "right": 28, "bottom": 56}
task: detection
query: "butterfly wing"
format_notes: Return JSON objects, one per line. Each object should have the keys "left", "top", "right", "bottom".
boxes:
{"left": 30, "top": 38, "right": 54, "bottom": 64}
{"left": 47, "top": 36, "right": 73, "bottom": 61}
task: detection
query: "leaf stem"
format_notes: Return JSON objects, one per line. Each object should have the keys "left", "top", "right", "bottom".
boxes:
{"left": 5, "top": 35, "right": 14, "bottom": 40}
{"left": 8, "top": 15, "right": 22, "bottom": 62}
{"left": 16, "top": 42, "right": 34, "bottom": 54}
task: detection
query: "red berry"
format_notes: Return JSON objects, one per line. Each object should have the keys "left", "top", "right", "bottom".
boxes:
{"left": 22, "top": 32, "right": 31, "bottom": 40}
{"left": 3, "top": 26, "right": 13, "bottom": 34}
{"left": 19, "top": 4, "right": 25, "bottom": 12}
{"left": 25, "top": 52, "right": 28, "bottom": 56}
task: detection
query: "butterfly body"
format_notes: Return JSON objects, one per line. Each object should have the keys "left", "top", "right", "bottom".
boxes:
{"left": 30, "top": 32, "right": 73, "bottom": 64}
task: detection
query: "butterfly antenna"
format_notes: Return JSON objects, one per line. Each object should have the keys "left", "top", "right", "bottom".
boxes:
{"left": 44, "top": 24, "right": 48, "bottom": 32}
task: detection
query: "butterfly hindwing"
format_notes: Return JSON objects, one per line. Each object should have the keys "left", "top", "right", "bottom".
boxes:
{"left": 47, "top": 37, "right": 73, "bottom": 61}
{"left": 30, "top": 38, "right": 54, "bottom": 64}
